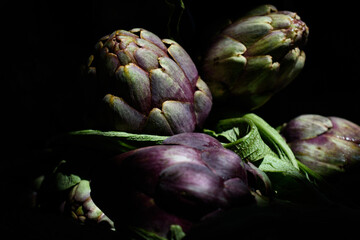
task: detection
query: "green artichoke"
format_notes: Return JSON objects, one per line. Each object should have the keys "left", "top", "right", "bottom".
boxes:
{"left": 66, "top": 180, "right": 115, "bottom": 230}
{"left": 86, "top": 28, "right": 212, "bottom": 135}
{"left": 202, "top": 5, "right": 309, "bottom": 111}
{"left": 281, "top": 114, "right": 360, "bottom": 178}
{"left": 31, "top": 169, "right": 115, "bottom": 231}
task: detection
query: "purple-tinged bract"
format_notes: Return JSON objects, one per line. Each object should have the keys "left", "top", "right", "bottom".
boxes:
{"left": 91, "top": 133, "right": 263, "bottom": 237}
{"left": 281, "top": 114, "right": 360, "bottom": 178}
{"left": 66, "top": 180, "right": 115, "bottom": 230}
{"left": 86, "top": 28, "right": 212, "bottom": 135}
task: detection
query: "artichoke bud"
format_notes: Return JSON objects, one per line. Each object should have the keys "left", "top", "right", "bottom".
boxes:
{"left": 281, "top": 114, "right": 360, "bottom": 178}
{"left": 90, "top": 133, "right": 267, "bottom": 238}
{"left": 202, "top": 4, "right": 309, "bottom": 110}
{"left": 87, "top": 28, "right": 212, "bottom": 135}
{"left": 66, "top": 180, "right": 115, "bottom": 230}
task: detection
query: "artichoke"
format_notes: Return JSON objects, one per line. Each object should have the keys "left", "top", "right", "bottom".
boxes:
{"left": 90, "top": 133, "right": 267, "bottom": 238}
{"left": 86, "top": 28, "right": 212, "bottom": 135}
{"left": 31, "top": 163, "right": 115, "bottom": 231}
{"left": 202, "top": 5, "right": 309, "bottom": 110}
{"left": 66, "top": 180, "right": 115, "bottom": 230}
{"left": 280, "top": 114, "right": 360, "bottom": 178}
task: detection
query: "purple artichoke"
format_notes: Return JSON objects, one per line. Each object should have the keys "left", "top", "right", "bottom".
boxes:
{"left": 281, "top": 114, "right": 360, "bottom": 178}
{"left": 86, "top": 28, "right": 212, "bottom": 135}
{"left": 90, "top": 133, "right": 264, "bottom": 237}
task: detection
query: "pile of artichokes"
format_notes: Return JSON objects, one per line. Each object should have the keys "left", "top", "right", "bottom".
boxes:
{"left": 32, "top": 4, "right": 360, "bottom": 240}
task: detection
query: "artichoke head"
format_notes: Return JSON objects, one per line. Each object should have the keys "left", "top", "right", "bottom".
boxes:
{"left": 202, "top": 5, "right": 309, "bottom": 110}
{"left": 66, "top": 180, "right": 115, "bottom": 230}
{"left": 281, "top": 114, "right": 360, "bottom": 178}
{"left": 90, "top": 133, "right": 268, "bottom": 237}
{"left": 86, "top": 28, "right": 212, "bottom": 135}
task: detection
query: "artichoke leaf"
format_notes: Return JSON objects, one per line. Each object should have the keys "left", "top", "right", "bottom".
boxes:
{"left": 241, "top": 113, "right": 298, "bottom": 169}
{"left": 209, "top": 118, "right": 273, "bottom": 162}
{"left": 259, "top": 155, "right": 302, "bottom": 178}
{"left": 207, "top": 114, "right": 299, "bottom": 170}
{"left": 210, "top": 115, "right": 302, "bottom": 180}
{"left": 51, "top": 129, "right": 169, "bottom": 154}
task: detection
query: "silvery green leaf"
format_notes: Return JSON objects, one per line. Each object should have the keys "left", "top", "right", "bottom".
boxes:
{"left": 258, "top": 155, "right": 302, "bottom": 178}
{"left": 53, "top": 129, "right": 169, "bottom": 153}
{"left": 242, "top": 113, "right": 298, "bottom": 169}
{"left": 216, "top": 118, "right": 273, "bottom": 162}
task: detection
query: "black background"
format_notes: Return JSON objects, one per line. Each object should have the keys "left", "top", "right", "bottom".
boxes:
{"left": 4, "top": 0, "right": 360, "bottom": 239}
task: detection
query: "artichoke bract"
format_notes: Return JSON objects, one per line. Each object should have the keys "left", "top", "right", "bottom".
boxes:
{"left": 202, "top": 5, "right": 308, "bottom": 110}
{"left": 91, "top": 133, "right": 265, "bottom": 238}
{"left": 87, "top": 28, "right": 212, "bottom": 135}
{"left": 66, "top": 180, "right": 115, "bottom": 230}
{"left": 281, "top": 114, "right": 360, "bottom": 178}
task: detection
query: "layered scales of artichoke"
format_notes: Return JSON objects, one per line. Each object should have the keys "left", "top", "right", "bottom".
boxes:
{"left": 202, "top": 5, "right": 309, "bottom": 110}
{"left": 87, "top": 28, "right": 212, "bottom": 135}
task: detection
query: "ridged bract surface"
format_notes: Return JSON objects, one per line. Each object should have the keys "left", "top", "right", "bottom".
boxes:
{"left": 86, "top": 28, "right": 212, "bottom": 135}
{"left": 91, "top": 133, "right": 259, "bottom": 237}
{"left": 281, "top": 114, "right": 360, "bottom": 177}
{"left": 202, "top": 5, "right": 309, "bottom": 110}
